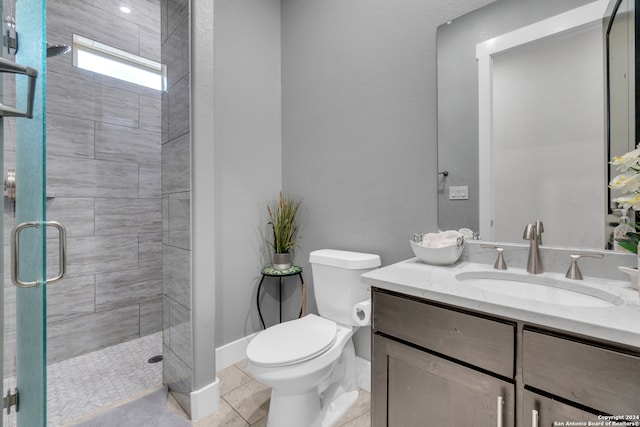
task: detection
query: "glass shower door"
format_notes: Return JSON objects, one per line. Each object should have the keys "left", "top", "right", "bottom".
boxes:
{"left": 10, "top": 0, "right": 47, "bottom": 424}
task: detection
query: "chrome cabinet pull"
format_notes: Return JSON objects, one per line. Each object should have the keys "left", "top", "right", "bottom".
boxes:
{"left": 0, "top": 56, "right": 38, "bottom": 118}
{"left": 497, "top": 396, "right": 504, "bottom": 427}
{"left": 532, "top": 409, "right": 539, "bottom": 427}
{"left": 11, "top": 220, "right": 67, "bottom": 288}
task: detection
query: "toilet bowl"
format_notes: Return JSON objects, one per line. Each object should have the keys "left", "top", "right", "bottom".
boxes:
{"left": 246, "top": 249, "right": 381, "bottom": 427}
{"left": 248, "top": 315, "right": 357, "bottom": 427}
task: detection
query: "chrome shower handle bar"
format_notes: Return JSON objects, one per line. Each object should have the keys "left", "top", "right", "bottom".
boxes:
{"left": 46, "top": 221, "right": 67, "bottom": 284}
{"left": 11, "top": 220, "right": 67, "bottom": 288}
{"left": 12, "top": 221, "right": 40, "bottom": 288}
{"left": 0, "top": 56, "right": 38, "bottom": 118}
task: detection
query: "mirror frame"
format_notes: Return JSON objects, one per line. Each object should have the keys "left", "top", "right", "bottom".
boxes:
{"left": 604, "top": 0, "right": 639, "bottom": 226}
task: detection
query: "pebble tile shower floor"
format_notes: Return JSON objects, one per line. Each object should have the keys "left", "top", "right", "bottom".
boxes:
{"left": 3, "top": 332, "right": 162, "bottom": 426}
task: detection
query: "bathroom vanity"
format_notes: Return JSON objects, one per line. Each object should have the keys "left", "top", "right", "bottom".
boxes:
{"left": 418, "top": 0, "right": 640, "bottom": 423}
{"left": 363, "top": 253, "right": 640, "bottom": 426}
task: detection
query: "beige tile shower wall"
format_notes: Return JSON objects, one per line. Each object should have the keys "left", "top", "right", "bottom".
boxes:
{"left": 160, "top": 0, "right": 191, "bottom": 415}
{"left": 3, "top": 0, "right": 163, "bottom": 376}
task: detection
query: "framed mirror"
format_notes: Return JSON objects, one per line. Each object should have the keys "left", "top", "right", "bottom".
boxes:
{"left": 437, "top": 0, "right": 638, "bottom": 250}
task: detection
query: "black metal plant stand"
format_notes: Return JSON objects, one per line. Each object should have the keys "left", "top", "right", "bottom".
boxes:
{"left": 256, "top": 265, "right": 305, "bottom": 329}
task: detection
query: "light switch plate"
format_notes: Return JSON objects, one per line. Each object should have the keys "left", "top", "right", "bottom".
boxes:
{"left": 449, "top": 186, "right": 468, "bottom": 200}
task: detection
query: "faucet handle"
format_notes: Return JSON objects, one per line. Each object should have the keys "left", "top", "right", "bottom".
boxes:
{"left": 481, "top": 244, "right": 507, "bottom": 270}
{"left": 523, "top": 221, "right": 544, "bottom": 242}
{"left": 565, "top": 253, "right": 604, "bottom": 280}
{"left": 535, "top": 220, "right": 544, "bottom": 245}
{"left": 523, "top": 223, "right": 537, "bottom": 240}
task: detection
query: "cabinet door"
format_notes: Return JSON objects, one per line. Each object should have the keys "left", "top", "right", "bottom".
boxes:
{"left": 524, "top": 390, "right": 602, "bottom": 427}
{"left": 373, "top": 334, "right": 515, "bottom": 427}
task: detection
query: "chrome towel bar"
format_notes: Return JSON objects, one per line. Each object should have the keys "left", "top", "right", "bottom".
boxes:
{"left": 0, "top": 56, "right": 37, "bottom": 118}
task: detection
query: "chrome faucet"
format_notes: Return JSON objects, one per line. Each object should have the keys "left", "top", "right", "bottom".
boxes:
{"left": 523, "top": 222, "right": 543, "bottom": 274}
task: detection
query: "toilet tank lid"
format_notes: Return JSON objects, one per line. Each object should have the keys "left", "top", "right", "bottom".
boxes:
{"left": 309, "top": 249, "right": 381, "bottom": 269}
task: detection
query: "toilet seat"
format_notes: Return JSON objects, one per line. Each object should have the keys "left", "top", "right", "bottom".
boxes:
{"left": 247, "top": 314, "right": 337, "bottom": 367}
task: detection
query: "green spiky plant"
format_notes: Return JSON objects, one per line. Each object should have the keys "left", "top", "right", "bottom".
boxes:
{"left": 615, "top": 222, "right": 640, "bottom": 253}
{"left": 267, "top": 192, "right": 302, "bottom": 254}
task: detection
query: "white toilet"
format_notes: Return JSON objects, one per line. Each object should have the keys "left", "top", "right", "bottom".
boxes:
{"left": 246, "top": 249, "right": 381, "bottom": 427}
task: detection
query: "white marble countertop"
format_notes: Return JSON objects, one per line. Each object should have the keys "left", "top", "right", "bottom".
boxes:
{"left": 362, "top": 258, "right": 640, "bottom": 349}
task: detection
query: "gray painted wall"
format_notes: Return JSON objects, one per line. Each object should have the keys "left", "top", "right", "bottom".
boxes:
{"left": 280, "top": 0, "right": 496, "bottom": 360}
{"left": 214, "top": 0, "right": 283, "bottom": 347}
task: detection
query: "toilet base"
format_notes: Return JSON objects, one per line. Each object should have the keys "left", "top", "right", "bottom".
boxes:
{"left": 263, "top": 339, "right": 359, "bottom": 427}
{"left": 266, "top": 387, "right": 360, "bottom": 427}
{"left": 319, "top": 389, "right": 359, "bottom": 427}
{"left": 267, "top": 388, "right": 321, "bottom": 427}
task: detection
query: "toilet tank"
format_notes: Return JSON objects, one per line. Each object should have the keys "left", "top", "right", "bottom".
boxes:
{"left": 309, "top": 249, "right": 381, "bottom": 326}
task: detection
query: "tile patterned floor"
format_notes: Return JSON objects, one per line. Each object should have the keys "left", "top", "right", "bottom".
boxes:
{"left": 50, "top": 332, "right": 163, "bottom": 426}
{"left": 3, "top": 332, "right": 163, "bottom": 427}
{"left": 169, "top": 359, "right": 371, "bottom": 427}
{"left": 4, "top": 332, "right": 371, "bottom": 426}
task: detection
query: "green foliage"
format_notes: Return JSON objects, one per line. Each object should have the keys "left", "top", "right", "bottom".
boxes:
{"left": 614, "top": 222, "right": 640, "bottom": 254}
{"left": 267, "top": 192, "right": 302, "bottom": 254}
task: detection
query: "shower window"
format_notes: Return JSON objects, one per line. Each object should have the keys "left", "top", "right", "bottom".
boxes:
{"left": 72, "top": 34, "right": 166, "bottom": 90}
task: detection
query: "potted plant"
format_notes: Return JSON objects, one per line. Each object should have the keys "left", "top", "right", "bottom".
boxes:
{"left": 267, "top": 192, "right": 302, "bottom": 270}
{"left": 610, "top": 144, "right": 640, "bottom": 253}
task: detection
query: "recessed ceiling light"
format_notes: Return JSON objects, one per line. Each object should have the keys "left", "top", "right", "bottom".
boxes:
{"left": 120, "top": 6, "right": 131, "bottom": 13}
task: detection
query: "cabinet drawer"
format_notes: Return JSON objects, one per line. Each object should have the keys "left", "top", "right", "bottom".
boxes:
{"left": 523, "top": 330, "right": 640, "bottom": 415}
{"left": 373, "top": 290, "right": 515, "bottom": 378}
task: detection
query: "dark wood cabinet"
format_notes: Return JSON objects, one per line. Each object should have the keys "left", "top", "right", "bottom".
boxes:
{"left": 524, "top": 391, "right": 601, "bottom": 427}
{"left": 373, "top": 334, "right": 515, "bottom": 426}
{"left": 523, "top": 329, "right": 640, "bottom": 417}
{"left": 371, "top": 288, "right": 640, "bottom": 427}
{"left": 372, "top": 289, "right": 516, "bottom": 426}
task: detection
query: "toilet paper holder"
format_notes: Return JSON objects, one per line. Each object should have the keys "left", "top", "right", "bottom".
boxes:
{"left": 352, "top": 299, "right": 371, "bottom": 326}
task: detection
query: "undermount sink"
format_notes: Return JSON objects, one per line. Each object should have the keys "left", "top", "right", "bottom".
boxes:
{"left": 455, "top": 271, "right": 624, "bottom": 307}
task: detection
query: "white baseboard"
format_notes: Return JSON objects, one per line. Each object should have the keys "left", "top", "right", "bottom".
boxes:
{"left": 214, "top": 332, "right": 372, "bottom": 393}
{"left": 355, "top": 356, "right": 371, "bottom": 392}
{"left": 215, "top": 332, "right": 258, "bottom": 371}
{"left": 190, "top": 378, "right": 220, "bottom": 421}
{"left": 187, "top": 333, "right": 258, "bottom": 420}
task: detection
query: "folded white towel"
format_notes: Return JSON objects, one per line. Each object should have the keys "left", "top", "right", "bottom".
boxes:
{"left": 420, "top": 230, "right": 463, "bottom": 248}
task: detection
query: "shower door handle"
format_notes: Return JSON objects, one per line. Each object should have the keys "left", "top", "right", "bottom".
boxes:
{"left": 11, "top": 220, "right": 67, "bottom": 288}
{"left": 0, "top": 56, "right": 37, "bottom": 118}
{"left": 45, "top": 221, "right": 67, "bottom": 284}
